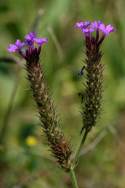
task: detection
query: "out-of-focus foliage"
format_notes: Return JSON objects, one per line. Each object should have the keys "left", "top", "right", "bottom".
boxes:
{"left": 0, "top": 0, "right": 125, "bottom": 187}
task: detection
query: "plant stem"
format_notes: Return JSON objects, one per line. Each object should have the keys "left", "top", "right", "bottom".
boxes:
{"left": 74, "top": 129, "right": 89, "bottom": 163}
{"left": 70, "top": 167, "right": 79, "bottom": 188}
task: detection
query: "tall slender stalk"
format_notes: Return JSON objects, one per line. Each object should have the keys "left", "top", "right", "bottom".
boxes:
{"left": 74, "top": 129, "right": 89, "bottom": 163}
{"left": 70, "top": 167, "right": 79, "bottom": 188}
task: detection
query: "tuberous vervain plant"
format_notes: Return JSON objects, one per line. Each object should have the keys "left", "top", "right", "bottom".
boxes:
{"left": 8, "top": 21, "right": 115, "bottom": 188}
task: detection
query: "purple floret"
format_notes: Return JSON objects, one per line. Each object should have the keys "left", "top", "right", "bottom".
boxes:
{"left": 24, "top": 32, "right": 48, "bottom": 47}
{"left": 75, "top": 21, "right": 90, "bottom": 29}
{"left": 8, "top": 44, "right": 18, "bottom": 52}
{"left": 99, "top": 24, "right": 115, "bottom": 35}
{"left": 82, "top": 27, "right": 95, "bottom": 34}
{"left": 91, "top": 21, "right": 102, "bottom": 29}
{"left": 25, "top": 32, "right": 36, "bottom": 42}
{"left": 25, "top": 32, "right": 36, "bottom": 40}
{"left": 34, "top": 38, "right": 48, "bottom": 46}
{"left": 8, "top": 39, "right": 24, "bottom": 52}
{"left": 75, "top": 21, "right": 94, "bottom": 35}
{"left": 25, "top": 32, "right": 36, "bottom": 46}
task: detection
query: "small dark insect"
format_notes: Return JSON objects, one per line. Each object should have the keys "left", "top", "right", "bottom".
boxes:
{"left": 78, "top": 65, "right": 85, "bottom": 76}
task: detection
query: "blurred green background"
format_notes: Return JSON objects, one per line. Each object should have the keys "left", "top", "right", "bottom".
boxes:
{"left": 0, "top": 0, "right": 125, "bottom": 187}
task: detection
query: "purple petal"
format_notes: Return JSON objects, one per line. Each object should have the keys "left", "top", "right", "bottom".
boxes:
{"left": 24, "top": 32, "right": 37, "bottom": 46}
{"left": 34, "top": 38, "right": 48, "bottom": 46}
{"left": 8, "top": 39, "right": 24, "bottom": 53}
{"left": 99, "top": 23, "right": 115, "bottom": 35}
{"left": 15, "top": 39, "right": 24, "bottom": 48}
{"left": 75, "top": 21, "right": 97, "bottom": 35}
{"left": 82, "top": 27, "right": 95, "bottom": 33}
{"left": 75, "top": 22, "right": 84, "bottom": 29}
{"left": 105, "top": 25, "right": 115, "bottom": 34}
{"left": 8, "top": 44, "right": 18, "bottom": 52}
{"left": 75, "top": 21, "right": 90, "bottom": 29}
{"left": 99, "top": 23, "right": 106, "bottom": 33}
{"left": 91, "top": 21, "right": 102, "bottom": 29}
{"left": 25, "top": 32, "right": 36, "bottom": 41}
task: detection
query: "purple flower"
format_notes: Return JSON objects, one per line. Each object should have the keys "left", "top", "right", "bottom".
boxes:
{"left": 91, "top": 21, "right": 102, "bottom": 29}
{"left": 25, "top": 32, "right": 36, "bottom": 46}
{"left": 99, "top": 24, "right": 115, "bottom": 35}
{"left": 75, "top": 21, "right": 90, "bottom": 29}
{"left": 82, "top": 27, "right": 95, "bottom": 35}
{"left": 75, "top": 20, "right": 115, "bottom": 37}
{"left": 8, "top": 39, "right": 24, "bottom": 52}
{"left": 75, "top": 21, "right": 94, "bottom": 35}
{"left": 25, "top": 32, "right": 36, "bottom": 41}
{"left": 24, "top": 32, "right": 48, "bottom": 47}
{"left": 34, "top": 38, "right": 48, "bottom": 46}
{"left": 8, "top": 32, "right": 48, "bottom": 63}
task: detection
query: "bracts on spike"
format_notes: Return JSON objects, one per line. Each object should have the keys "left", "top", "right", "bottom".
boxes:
{"left": 74, "top": 21, "right": 115, "bottom": 162}
{"left": 81, "top": 49, "right": 103, "bottom": 139}
{"left": 26, "top": 59, "right": 72, "bottom": 171}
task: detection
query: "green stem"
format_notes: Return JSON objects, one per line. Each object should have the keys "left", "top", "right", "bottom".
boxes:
{"left": 74, "top": 129, "right": 89, "bottom": 163}
{"left": 70, "top": 167, "right": 79, "bottom": 188}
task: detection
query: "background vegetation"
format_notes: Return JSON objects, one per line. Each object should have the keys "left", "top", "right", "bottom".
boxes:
{"left": 0, "top": 0, "right": 125, "bottom": 187}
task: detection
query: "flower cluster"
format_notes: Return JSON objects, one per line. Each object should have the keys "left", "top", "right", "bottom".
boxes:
{"left": 8, "top": 32, "right": 48, "bottom": 62}
{"left": 75, "top": 20, "right": 115, "bottom": 37}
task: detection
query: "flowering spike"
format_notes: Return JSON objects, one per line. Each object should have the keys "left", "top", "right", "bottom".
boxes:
{"left": 75, "top": 20, "right": 115, "bottom": 139}
{"left": 8, "top": 32, "right": 72, "bottom": 171}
